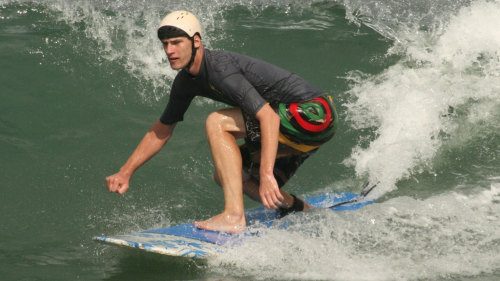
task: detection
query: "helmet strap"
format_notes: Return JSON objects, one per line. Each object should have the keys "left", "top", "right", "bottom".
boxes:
{"left": 184, "top": 36, "right": 198, "bottom": 72}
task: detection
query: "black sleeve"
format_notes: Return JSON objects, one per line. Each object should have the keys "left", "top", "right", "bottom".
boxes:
{"left": 159, "top": 76, "right": 195, "bottom": 125}
{"left": 218, "top": 72, "right": 267, "bottom": 117}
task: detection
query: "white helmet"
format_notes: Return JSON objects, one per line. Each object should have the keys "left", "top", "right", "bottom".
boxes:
{"left": 158, "top": 10, "right": 202, "bottom": 40}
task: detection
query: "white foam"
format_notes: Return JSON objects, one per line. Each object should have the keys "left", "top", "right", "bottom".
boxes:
{"left": 210, "top": 185, "right": 500, "bottom": 280}
{"left": 33, "top": 0, "right": 233, "bottom": 102}
{"left": 343, "top": 0, "right": 500, "bottom": 194}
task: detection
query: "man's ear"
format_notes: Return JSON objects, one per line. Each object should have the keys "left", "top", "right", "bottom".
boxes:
{"left": 193, "top": 34, "right": 202, "bottom": 48}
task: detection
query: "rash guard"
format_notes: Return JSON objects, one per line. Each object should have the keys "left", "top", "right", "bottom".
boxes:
{"left": 160, "top": 49, "right": 323, "bottom": 125}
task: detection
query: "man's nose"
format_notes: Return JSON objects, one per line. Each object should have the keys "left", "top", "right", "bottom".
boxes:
{"left": 165, "top": 44, "right": 175, "bottom": 55}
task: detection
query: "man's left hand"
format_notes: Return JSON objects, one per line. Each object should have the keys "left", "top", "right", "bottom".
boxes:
{"left": 259, "top": 173, "right": 284, "bottom": 210}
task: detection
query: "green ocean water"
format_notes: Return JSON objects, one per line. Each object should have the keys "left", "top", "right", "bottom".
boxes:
{"left": 1, "top": 0, "right": 499, "bottom": 280}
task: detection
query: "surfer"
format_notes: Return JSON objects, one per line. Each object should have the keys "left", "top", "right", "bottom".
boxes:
{"left": 106, "top": 11, "right": 338, "bottom": 233}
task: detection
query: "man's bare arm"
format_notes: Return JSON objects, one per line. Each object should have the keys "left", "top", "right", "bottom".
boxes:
{"left": 255, "top": 104, "right": 283, "bottom": 209}
{"left": 106, "top": 120, "right": 176, "bottom": 194}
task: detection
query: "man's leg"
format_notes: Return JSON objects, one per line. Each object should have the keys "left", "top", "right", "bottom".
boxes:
{"left": 238, "top": 141, "right": 314, "bottom": 213}
{"left": 194, "top": 108, "right": 247, "bottom": 233}
{"left": 214, "top": 171, "right": 312, "bottom": 212}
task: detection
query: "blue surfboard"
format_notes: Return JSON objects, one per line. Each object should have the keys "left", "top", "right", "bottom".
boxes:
{"left": 94, "top": 191, "right": 374, "bottom": 258}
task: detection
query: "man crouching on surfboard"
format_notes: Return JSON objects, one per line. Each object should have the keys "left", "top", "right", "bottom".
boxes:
{"left": 106, "top": 11, "right": 338, "bottom": 233}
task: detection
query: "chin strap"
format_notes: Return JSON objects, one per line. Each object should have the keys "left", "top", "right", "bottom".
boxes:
{"left": 184, "top": 36, "right": 198, "bottom": 72}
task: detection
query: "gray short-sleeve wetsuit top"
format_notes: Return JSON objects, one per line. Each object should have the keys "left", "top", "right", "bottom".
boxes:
{"left": 160, "top": 49, "right": 323, "bottom": 125}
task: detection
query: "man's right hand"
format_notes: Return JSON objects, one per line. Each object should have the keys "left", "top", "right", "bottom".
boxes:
{"left": 104, "top": 121, "right": 175, "bottom": 196}
{"left": 106, "top": 172, "right": 131, "bottom": 195}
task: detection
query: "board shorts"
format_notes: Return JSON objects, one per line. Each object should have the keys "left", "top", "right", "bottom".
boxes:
{"left": 240, "top": 95, "right": 337, "bottom": 187}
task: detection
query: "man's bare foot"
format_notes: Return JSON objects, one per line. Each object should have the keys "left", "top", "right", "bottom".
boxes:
{"left": 194, "top": 212, "right": 246, "bottom": 234}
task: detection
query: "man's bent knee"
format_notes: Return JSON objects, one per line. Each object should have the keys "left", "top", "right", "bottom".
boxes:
{"left": 205, "top": 109, "right": 246, "bottom": 138}
{"left": 205, "top": 111, "right": 225, "bottom": 135}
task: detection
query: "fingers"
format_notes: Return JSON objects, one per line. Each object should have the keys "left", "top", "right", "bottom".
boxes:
{"left": 105, "top": 176, "right": 114, "bottom": 192}
{"left": 262, "top": 195, "right": 278, "bottom": 210}
{"left": 117, "top": 183, "right": 129, "bottom": 194}
{"left": 268, "top": 192, "right": 282, "bottom": 210}
{"left": 261, "top": 186, "right": 284, "bottom": 210}
{"left": 105, "top": 174, "right": 129, "bottom": 194}
{"left": 106, "top": 176, "right": 118, "bottom": 192}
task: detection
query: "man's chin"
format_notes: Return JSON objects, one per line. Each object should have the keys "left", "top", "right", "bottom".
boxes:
{"left": 169, "top": 62, "right": 185, "bottom": 70}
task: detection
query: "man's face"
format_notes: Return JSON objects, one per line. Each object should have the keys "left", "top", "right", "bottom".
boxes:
{"left": 161, "top": 36, "right": 192, "bottom": 70}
